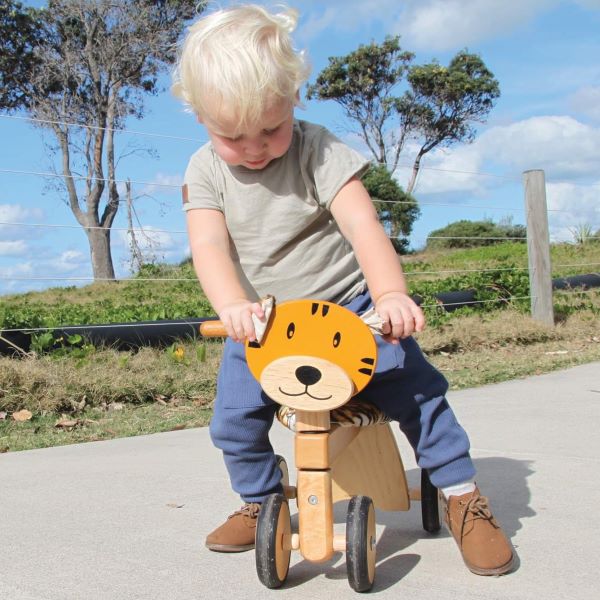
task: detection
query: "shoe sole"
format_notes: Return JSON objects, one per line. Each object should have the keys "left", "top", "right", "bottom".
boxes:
{"left": 465, "top": 553, "right": 515, "bottom": 576}
{"left": 205, "top": 542, "right": 255, "bottom": 553}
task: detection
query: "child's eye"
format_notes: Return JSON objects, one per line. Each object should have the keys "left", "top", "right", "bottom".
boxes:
{"left": 263, "top": 126, "right": 279, "bottom": 136}
{"left": 225, "top": 135, "right": 242, "bottom": 142}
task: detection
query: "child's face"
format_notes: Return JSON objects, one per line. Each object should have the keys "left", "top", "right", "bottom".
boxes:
{"left": 200, "top": 98, "right": 295, "bottom": 170}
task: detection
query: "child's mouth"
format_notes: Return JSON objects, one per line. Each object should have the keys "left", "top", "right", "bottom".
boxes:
{"left": 245, "top": 158, "right": 267, "bottom": 167}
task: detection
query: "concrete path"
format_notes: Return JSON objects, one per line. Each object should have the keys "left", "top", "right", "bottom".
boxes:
{"left": 2, "top": 362, "right": 599, "bottom": 600}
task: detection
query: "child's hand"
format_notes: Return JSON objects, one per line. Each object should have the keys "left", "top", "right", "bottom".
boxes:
{"left": 375, "top": 291, "right": 425, "bottom": 344}
{"left": 218, "top": 299, "right": 265, "bottom": 343}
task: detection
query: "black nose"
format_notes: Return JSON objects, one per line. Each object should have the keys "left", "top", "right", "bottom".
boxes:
{"left": 295, "top": 365, "right": 322, "bottom": 386}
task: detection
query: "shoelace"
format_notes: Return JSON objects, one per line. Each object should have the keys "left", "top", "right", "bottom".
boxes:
{"left": 229, "top": 503, "right": 261, "bottom": 520}
{"left": 461, "top": 494, "right": 498, "bottom": 536}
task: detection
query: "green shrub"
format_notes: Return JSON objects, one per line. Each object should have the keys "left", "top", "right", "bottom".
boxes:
{"left": 426, "top": 219, "right": 526, "bottom": 249}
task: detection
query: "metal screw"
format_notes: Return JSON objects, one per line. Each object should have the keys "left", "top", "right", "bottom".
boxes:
{"left": 308, "top": 495, "right": 318, "bottom": 505}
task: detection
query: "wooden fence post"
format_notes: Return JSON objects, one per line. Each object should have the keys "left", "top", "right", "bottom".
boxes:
{"left": 523, "top": 169, "right": 554, "bottom": 326}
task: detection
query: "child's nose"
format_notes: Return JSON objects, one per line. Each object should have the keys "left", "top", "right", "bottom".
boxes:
{"left": 244, "top": 137, "right": 267, "bottom": 153}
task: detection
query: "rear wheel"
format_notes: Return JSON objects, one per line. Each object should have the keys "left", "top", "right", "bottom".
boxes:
{"left": 256, "top": 493, "right": 292, "bottom": 589}
{"left": 421, "top": 470, "right": 441, "bottom": 533}
{"left": 276, "top": 454, "right": 289, "bottom": 488}
{"left": 346, "top": 495, "right": 376, "bottom": 592}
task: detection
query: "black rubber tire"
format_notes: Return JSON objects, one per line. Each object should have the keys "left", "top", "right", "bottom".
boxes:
{"left": 275, "top": 454, "right": 289, "bottom": 488}
{"left": 421, "top": 469, "right": 441, "bottom": 533}
{"left": 346, "top": 495, "right": 376, "bottom": 592}
{"left": 255, "top": 493, "right": 291, "bottom": 589}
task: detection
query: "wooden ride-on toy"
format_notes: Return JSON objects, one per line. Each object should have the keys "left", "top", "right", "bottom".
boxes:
{"left": 200, "top": 299, "right": 440, "bottom": 592}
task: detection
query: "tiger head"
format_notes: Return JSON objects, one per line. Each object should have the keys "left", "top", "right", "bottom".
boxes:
{"left": 246, "top": 300, "right": 377, "bottom": 411}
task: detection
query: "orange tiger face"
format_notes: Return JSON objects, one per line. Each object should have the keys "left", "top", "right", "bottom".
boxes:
{"left": 246, "top": 300, "right": 377, "bottom": 411}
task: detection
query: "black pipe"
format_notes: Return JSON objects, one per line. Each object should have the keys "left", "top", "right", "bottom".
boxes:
{"left": 2, "top": 273, "right": 598, "bottom": 356}
{"left": 0, "top": 317, "right": 215, "bottom": 356}
{"left": 552, "top": 273, "right": 600, "bottom": 290}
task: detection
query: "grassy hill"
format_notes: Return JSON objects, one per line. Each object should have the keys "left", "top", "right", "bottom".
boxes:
{"left": 2, "top": 242, "right": 599, "bottom": 330}
{"left": 1, "top": 242, "right": 599, "bottom": 452}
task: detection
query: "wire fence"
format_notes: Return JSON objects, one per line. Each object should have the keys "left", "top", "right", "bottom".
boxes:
{"left": 2, "top": 112, "right": 599, "bottom": 334}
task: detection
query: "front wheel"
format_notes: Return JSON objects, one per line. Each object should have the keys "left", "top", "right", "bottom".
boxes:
{"left": 255, "top": 493, "right": 292, "bottom": 589}
{"left": 346, "top": 495, "right": 376, "bottom": 592}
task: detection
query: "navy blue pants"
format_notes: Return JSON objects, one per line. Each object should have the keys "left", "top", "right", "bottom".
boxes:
{"left": 209, "top": 291, "right": 475, "bottom": 503}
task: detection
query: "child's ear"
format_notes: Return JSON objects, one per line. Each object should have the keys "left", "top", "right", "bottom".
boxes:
{"left": 196, "top": 113, "right": 204, "bottom": 124}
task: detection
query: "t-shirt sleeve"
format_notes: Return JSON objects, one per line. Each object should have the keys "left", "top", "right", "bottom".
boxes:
{"left": 181, "top": 145, "right": 223, "bottom": 213}
{"left": 306, "top": 126, "right": 371, "bottom": 209}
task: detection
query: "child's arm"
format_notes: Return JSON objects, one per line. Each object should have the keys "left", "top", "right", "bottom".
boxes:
{"left": 186, "top": 208, "right": 264, "bottom": 342}
{"left": 330, "top": 177, "right": 425, "bottom": 342}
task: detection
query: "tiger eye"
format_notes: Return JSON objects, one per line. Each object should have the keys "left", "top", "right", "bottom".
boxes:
{"left": 333, "top": 332, "right": 341, "bottom": 347}
{"left": 286, "top": 322, "right": 295, "bottom": 339}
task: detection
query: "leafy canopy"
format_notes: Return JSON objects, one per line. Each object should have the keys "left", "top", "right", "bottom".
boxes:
{"left": 307, "top": 36, "right": 500, "bottom": 194}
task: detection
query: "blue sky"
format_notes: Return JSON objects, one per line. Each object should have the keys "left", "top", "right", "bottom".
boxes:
{"left": 1, "top": 0, "right": 600, "bottom": 295}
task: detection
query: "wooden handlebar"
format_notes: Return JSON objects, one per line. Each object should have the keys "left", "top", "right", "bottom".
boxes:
{"left": 199, "top": 320, "right": 227, "bottom": 337}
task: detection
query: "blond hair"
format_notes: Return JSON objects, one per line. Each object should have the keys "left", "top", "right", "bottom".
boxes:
{"left": 172, "top": 4, "right": 310, "bottom": 129}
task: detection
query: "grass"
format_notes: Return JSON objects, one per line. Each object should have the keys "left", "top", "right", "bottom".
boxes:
{"left": 402, "top": 240, "right": 600, "bottom": 277}
{"left": 1, "top": 242, "right": 599, "bottom": 453}
{"left": 0, "top": 402, "right": 213, "bottom": 453}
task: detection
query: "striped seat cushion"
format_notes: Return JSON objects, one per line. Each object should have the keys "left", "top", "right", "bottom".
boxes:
{"left": 277, "top": 398, "right": 390, "bottom": 432}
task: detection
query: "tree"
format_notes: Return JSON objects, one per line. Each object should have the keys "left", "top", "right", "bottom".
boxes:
{"left": 0, "top": 1, "right": 43, "bottom": 110}
{"left": 405, "top": 51, "right": 500, "bottom": 193}
{"left": 0, "top": 0, "right": 201, "bottom": 280}
{"left": 362, "top": 164, "right": 420, "bottom": 254}
{"left": 307, "top": 37, "right": 415, "bottom": 173}
{"left": 307, "top": 37, "right": 500, "bottom": 194}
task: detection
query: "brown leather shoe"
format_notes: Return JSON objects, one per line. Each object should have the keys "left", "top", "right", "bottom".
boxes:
{"left": 442, "top": 487, "right": 514, "bottom": 575}
{"left": 205, "top": 503, "right": 261, "bottom": 552}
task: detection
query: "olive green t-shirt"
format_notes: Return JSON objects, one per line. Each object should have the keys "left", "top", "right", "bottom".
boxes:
{"left": 183, "top": 119, "right": 370, "bottom": 304}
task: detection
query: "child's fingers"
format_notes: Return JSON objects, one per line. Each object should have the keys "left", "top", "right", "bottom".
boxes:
{"left": 249, "top": 302, "right": 265, "bottom": 320}
{"left": 393, "top": 304, "right": 416, "bottom": 339}
{"left": 241, "top": 310, "right": 257, "bottom": 342}
{"left": 413, "top": 304, "right": 426, "bottom": 332}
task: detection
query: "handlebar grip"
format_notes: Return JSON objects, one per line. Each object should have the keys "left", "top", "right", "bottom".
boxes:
{"left": 199, "top": 320, "right": 228, "bottom": 337}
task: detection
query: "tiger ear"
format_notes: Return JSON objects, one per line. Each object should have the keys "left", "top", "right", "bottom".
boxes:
{"left": 250, "top": 295, "right": 275, "bottom": 343}
{"left": 360, "top": 307, "right": 385, "bottom": 335}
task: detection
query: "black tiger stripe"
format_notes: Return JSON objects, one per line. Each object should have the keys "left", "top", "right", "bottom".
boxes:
{"left": 361, "top": 357, "right": 375, "bottom": 365}
{"left": 322, "top": 304, "right": 329, "bottom": 316}
{"left": 358, "top": 368, "right": 373, "bottom": 375}
{"left": 311, "top": 303, "right": 319, "bottom": 315}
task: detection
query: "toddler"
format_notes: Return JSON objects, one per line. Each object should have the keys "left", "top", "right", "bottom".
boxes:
{"left": 172, "top": 3, "right": 514, "bottom": 576}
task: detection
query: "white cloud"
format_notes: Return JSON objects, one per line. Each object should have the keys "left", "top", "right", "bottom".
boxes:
{"left": 403, "top": 141, "right": 491, "bottom": 195}
{"left": 0, "top": 240, "right": 28, "bottom": 256}
{"left": 297, "top": 0, "right": 600, "bottom": 52}
{"left": 0, "top": 204, "right": 44, "bottom": 223}
{"left": 0, "top": 204, "right": 46, "bottom": 241}
{"left": 410, "top": 116, "right": 600, "bottom": 195}
{"left": 546, "top": 181, "right": 600, "bottom": 241}
{"left": 140, "top": 172, "right": 183, "bottom": 196}
{"left": 46, "top": 250, "right": 89, "bottom": 273}
{"left": 296, "top": 0, "right": 398, "bottom": 41}
{"left": 117, "top": 226, "right": 176, "bottom": 251}
{"left": 477, "top": 115, "right": 600, "bottom": 179}
{"left": 115, "top": 226, "right": 179, "bottom": 268}
{"left": 0, "top": 249, "right": 93, "bottom": 295}
{"left": 397, "top": 0, "right": 555, "bottom": 51}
